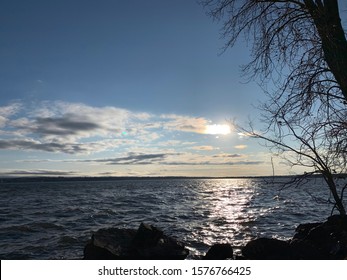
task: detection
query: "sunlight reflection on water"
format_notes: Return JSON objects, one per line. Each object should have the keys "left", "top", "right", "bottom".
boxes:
{"left": 183, "top": 179, "right": 258, "bottom": 256}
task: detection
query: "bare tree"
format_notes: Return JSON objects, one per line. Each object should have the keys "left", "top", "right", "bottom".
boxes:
{"left": 236, "top": 114, "right": 347, "bottom": 216}
{"left": 201, "top": 0, "right": 347, "bottom": 215}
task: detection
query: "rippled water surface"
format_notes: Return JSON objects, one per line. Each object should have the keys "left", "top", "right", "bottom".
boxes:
{"left": 0, "top": 177, "right": 345, "bottom": 259}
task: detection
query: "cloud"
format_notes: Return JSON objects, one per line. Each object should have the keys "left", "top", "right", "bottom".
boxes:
{"left": 160, "top": 152, "right": 262, "bottom": 166}
{"left": 0, "top": 100, "right": 270, "bottom": 176}
{"left": 80, "top": 153, "right": 175, "bottom": 165}
{"left": 9, "top": 148, "right": 265, "bottom": 172}
{"left": 230, "top": 160, "right": 263, "bottom": 165}
{"left": 234, "top": 144, "right": 247, "bottom": 150}
{"left": 0, "top": 116, "right": 6, "bottom": 128}
{"left": 0, "top": 103, "right": 22, "bottom": 117}
{"left": 103, "top": 153, "right": 169, "bottom": 165}
{"left": 0, "top": 139, "right": 90, "bottom": 154}
{"left": 64, "top": 151, "right": 263, "bottom": 167}
{"left": 27, "top": 101, "right": 132, "bottom": 140}
{"left": 0, "top": 103, "right": 22, "bottom": 128}
{"left": 161, "top": 114, "right": 209, "bottom": 134}
{"left": 0, "top": 101, "right": 154, "bottom": 153}
{"left": 34, "top": 117, "right": 101, "bottom": 136}
{"left": 162, "top": 160, "right": 263, "bottom": 166}
{"left": 160, "top": 114, "right": 233, "bottom": 136}
{"left": 213, "top": 153, "right": 243, "bottom": 158}
{"left": 0, "top": 100, "right": 236, "bottom": 156}
{"left": 1, "top": 169, "right": 77, "bottom": 176}
{"left": 191, "top": 145, "right": 217, "bottom": 151}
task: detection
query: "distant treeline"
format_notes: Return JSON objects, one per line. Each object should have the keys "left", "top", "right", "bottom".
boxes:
{"left": 1, "top": 174, "right": 344, "bottom": 184}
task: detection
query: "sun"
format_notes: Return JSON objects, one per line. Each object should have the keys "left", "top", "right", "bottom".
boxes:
{"left": 205, "top": 124, "right": 231, "bottom": 135}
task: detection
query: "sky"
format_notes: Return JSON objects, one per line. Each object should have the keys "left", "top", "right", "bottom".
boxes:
{"left": 2, "top": 0, "right": 345, "bottom": 177}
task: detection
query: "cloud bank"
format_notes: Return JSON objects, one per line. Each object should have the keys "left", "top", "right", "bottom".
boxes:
{"left": 0, "top": 100, "right": 261, "bottom": 176}
{"left": 0, "top": 100, "right": 234, "bottom": 155}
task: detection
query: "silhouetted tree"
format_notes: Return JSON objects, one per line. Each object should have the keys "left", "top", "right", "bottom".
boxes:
{"left": 201, "top": 0, "right": 347, "bottom": 215}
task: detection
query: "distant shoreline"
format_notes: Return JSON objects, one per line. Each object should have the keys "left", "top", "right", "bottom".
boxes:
{"left": 0, "top": 174, "right": 335, "bottom": 183}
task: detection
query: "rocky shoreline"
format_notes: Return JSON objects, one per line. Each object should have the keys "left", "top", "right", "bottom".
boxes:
{"left": 84, "top": 215, "right": 347, "bottom": 260}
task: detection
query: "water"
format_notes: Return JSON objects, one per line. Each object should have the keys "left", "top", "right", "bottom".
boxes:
{"left": 0, "top": 177, "right": 345, "bottom": 259}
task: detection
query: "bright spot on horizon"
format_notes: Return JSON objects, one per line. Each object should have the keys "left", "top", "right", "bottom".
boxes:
{"left": 205, "top": 124, "right": 231, "bottom": 135}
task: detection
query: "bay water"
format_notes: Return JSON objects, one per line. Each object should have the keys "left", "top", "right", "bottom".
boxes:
{"left": 0, "top": 177, "right": 344, "bottom": 259}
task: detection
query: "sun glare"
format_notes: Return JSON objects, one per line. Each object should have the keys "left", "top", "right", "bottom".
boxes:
{"left": 205, "top": 124, "right": 231, "bottom": 135}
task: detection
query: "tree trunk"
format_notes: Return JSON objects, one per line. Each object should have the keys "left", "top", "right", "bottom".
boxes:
{"left": 324, "top": 171, "right": 346, "bottom": 216}
{"left": 305, "top": 0, "right": 347, "bottom": 101}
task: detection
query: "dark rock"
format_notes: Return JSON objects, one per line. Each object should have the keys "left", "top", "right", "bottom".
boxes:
{"left": 312, "top": 216, "right": 347, "bottom": 259}
{"left": 292, "top": 222, "right": 322, "bottom": 240}
{"left": 136, "top": 235, "right": 188, "bottom": 260}
{"left": 84, "top": 241, "right": 121, "bottom": 260}
{"left": 327, "top": 214, "right": 347, "bottom": 229}
{"left": 289, "top": 215, "right": 347, "bottom": 259}
{"left": 289, "top": 239, "right": 327, "bottom": 260}
{"left": 84, "top": 228, "right": 136, "bottom": 259}
{"left": 242, "top": 238, "right": 293, "bottom": 260}
{"left": 83, "top": 223, "right": 189, "bottom": 260}
{"left": 203, "top": 244, "right": 234, "bottom": 260}
{"left": 132, "top": 223, "right": 163, "bottom": 247}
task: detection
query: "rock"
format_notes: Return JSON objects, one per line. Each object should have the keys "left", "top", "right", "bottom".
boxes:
{"left": 327, "top": 214, "right": 347, "bottom": 229}
{"left": 132, "top": 223, "right": 163, "bottom": 247}
{"left": 242, "top": 238, "right": 293, "bottom": 260}
{"left": 84, "top": 241, "right": 123, "bottom": 260}
{"left": 289, "top": 215, "right": 347, "bottom": 259}
{"left": 84, "top": 223, "right": 189, "bottom": 260}
{"left": 203, "top": 244, "right": 234, "bottom": 260}
{"left": 292, "top": 222, "right": 322, "bottom": 240}
{"left": 136, "top": 235, "right": 188, "bottom": 260}
{"left": 289, "top": 238, "right": 327, "bottom": 259}
{"left": 84, "top": 228, "right": 136, "bottom": 259}
{"left": 305, "top": 224, "right": 336, "bottom": 257}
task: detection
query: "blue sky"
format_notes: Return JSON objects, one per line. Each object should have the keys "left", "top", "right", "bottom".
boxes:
{"left": 2, "top": 0, "right": 343, "bottom": 177}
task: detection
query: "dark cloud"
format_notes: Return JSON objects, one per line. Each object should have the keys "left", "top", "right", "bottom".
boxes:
{"left": 74, "top": 153, "right": 263, "bottom": 166}
{"left": 0, "top": 141, "right": 12, "bottom": 149}
{"left": 2, "top": 169, "right": 77, "bottom": 176}
{"left": 0, "top": 139, "right": 87, "bottom": 154}
{"left": 91, "top": 153, "right": 170, "bottom": 165}
{"left": 213, "top": 154, "right": 242, "bottom": 158}
{"left": 231, "top": 160, "right": 264, "bottom": 165}
{"left": 34, "top": 117, "right": 101, "bottom": 136}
